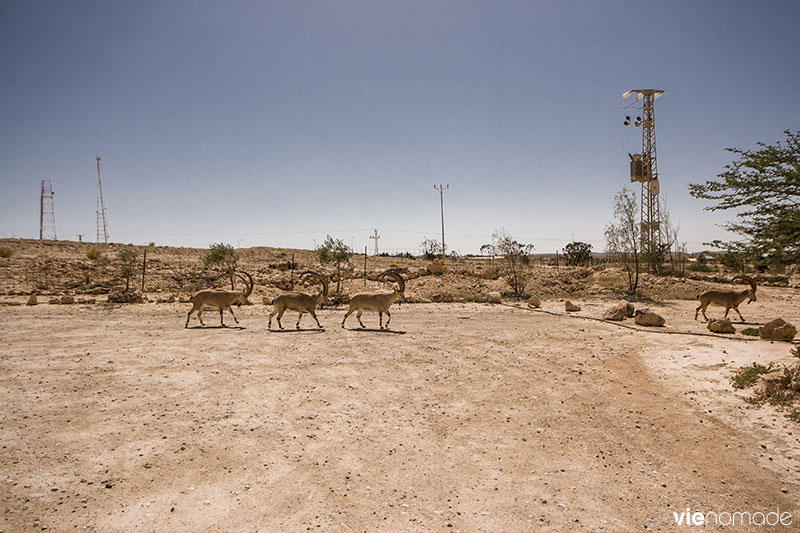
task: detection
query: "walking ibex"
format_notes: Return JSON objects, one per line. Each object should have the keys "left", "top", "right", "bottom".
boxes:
{"left": 342, "top": 271, "right": 405, "bottom": 330}
{"left": 695, "top": 275, "right": 757, "bottom": 322}
{"left": 268, "top": 271, "right": 328, "bottom": 330}
{"left": 185, "top": 272, "right": 254, "bottom": 327}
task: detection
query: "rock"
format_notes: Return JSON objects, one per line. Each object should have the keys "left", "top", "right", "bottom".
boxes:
{"left": 487, "top": 292, "right": 502, "bottom": 304}
{"left": 634, "top": 309, "right": 665, "bottom": 327}
{"left": 707, "top": 318, "right": 736, "bottom": 334}
{"left": 48, "top": 298, "right": 60, "bottom": 304}
{"left": 527, "top": 295, "right": 542, "bottom": 308}
{"left": 617, "top": 301, "right": 635, "bottom": 317}
{"left": 565, "top": 300, "right": 581, "bottom": 312}
{"left": 602, "top": 305, "right": 627, "bottom": 321}
{"left": 60, "top": 295, "right": 75, "bottom": 304}
{"left": 26, "top": 294, "right": 38, "bottom": 306}
{"left": 759, "top": 318, "right": 797, "bottom": 340}
{"left": 426, "top": 262, "right": 446, "bottom": 275}
{"left": 107, "top": 290, "right": 144, "bottom": 304}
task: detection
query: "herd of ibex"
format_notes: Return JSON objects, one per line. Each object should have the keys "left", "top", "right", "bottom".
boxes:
{"left": 184, "top": 268, "right": 760, "bottom": 330}
{"left": 185, "top": 268, "right": 406, "bottom": 330}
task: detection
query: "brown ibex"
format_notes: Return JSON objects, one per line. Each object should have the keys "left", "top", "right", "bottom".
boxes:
{"left": 342, "top": 271, "right": 405, "bottom": 330}
{"left": 268, "top": 271, "right": 328, "bottom": 330}
{"left": 695, "top": 275, "right": 757, "bottom": 321}
{"left": 185, "top": 272, "right": 254, "bottom": 327}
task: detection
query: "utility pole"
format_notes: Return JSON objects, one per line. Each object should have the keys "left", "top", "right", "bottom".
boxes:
{"left": 434, "top": 184, "right": 449, "bottom": 259}
{"left": 370, "top": 229, "right": 380, "bottom": 255}
{"left": 39, "top": 180, "right": 56, "bottom": 240}
{"left": 96, "top": 156, "right": 109, "bottom": 244}
{"left": 624, "top": 89, "right": 664, "bottom": 272}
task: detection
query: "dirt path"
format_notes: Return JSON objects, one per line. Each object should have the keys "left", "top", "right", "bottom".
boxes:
{"left": 1, "top": 301, "right": 798, "bottom": 532}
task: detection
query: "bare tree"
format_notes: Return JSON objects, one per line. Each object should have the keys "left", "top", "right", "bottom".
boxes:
{"left": 605, "top": 189, "right": 640, "bottom": 294}
{"left": 491, "top": 229, "right": 535, "bottom": 298}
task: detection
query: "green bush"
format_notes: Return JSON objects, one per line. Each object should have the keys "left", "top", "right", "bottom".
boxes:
{"left": 0, "top": 246, "right": 14, "bottom": 258}
{"left": 731, "top": 362, "right": 773, "bottom": 389}
{"left": 741, "top": 327, "right": 760, "bottom": 336}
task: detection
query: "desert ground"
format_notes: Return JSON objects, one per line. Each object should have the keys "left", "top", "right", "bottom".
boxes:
{"left": 1, "top": 289, "right": 799, "bottom": 532}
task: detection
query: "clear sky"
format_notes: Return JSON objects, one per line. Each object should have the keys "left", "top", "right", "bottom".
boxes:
{"left": 1, "top": 0, "right": 798, "bottom": 254}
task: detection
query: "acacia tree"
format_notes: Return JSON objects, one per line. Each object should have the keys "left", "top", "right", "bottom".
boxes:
{"left": 315, "top": 235, "right": 351, "bottom": 293}
{"left": 605, "top": 188, "right": 640, "bottom": 294}
{"left": 689, "top": 130, "right": 800, "bottom": 266}
{"left": 491, "top": 229, "right": 534, "bottom": 298}
{"left": 563, "top": 241, "right": 592, "bottom": 266}
{"left": 117, "top": 247, "right": 139, "bottom": 291}
{"left": 203, "top": 242, "right": 238, "bottom": 289}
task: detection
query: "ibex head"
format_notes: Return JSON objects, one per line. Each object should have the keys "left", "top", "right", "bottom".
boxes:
{"left": 233, "top": 271, "right": 254, "bottom": 305}
{"left": 300, "top": 271, "right": 329, "bottom": 306}
{"left": 380, "top": 270, "right": 406, "bottom": 303}
{"left": 732, "top": 275, "right": 757, "bottom": 303}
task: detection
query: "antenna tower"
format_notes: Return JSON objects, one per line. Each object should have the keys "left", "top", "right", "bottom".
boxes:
{"left": 370, "top": 229, "right": 381, "bottom": 255}
{"left": 39, "top": 180, "right": 56, "bottom": 240}
{"left": 96, "top": 156, "right": 109, "bottom": 243}
{"left": 623, "top": 89, "right": 664, "bottom": 272}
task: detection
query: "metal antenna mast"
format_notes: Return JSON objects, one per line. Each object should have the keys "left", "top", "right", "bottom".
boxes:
{"left": 96, "top": 156, "right": 109, "bottom": 243}
{"left": 39, "top": 180, "right": 56, "bottom": 240}
{"left": 623, "top": 89, "right": 664, "bottom": 271}
{"left": 370, "top": 229, "right": 380, "bottom": 255}
{"left": 434, "top": 184, "right": 449, "bottom": 259}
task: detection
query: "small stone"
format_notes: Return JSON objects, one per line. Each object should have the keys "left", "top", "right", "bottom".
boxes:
{"left": 27, "top": 294, "right": 38, "bottom": 306}
{"left": 487, "top": 292, "right": 502, "bottom": 304}
{"left": 527, "top": 295, "right": 542, "bottom": 308}
{"left": 565, "top": 301, "right": 581, "bottom": 312}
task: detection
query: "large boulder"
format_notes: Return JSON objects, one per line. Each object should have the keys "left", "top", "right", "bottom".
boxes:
{"left": 759, "top": 318, "right": 797, "bottom": 340}
{"left": 707, "top": 318, "right": 736, "bottom": 334}
{"left": 602, "top": 305, "right": 628, "bottom": 321}
{"left": 487, "top": 292, "right": 502, "bottom": 304}
{"left": 565, "top": 300, "right": 581, "bottom": 312}
{"left": 527, "top": 295, "right": 542, "bottom": 308}
{"left": 634, "top": 309, "right": 665, "bottom": 327}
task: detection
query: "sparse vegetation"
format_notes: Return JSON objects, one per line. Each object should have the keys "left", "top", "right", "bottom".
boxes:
{"left": 0, "top": 246, "right": 14, "bottom": 258}
{"left": 315, "top": 235, "right": 351, "bottom": 293}
{"left": 489, "top": 229, "right": 534, "bottom": 298}
{"left": 563, "top": 241, "right": 592, "bottom": 266}
{"left": 741, "top": 327, "right": 760, "bottom": 336}
{"left": 117, "top": 247, "right": 139, "bottom": 291}
{"left": 605, "top": 188, "right": 640, "bottom": 294}
{"left": 203, "top": 243, "right": 238, "bottom": 289}
{"left": 732, "top": 362, "right": 774, "bottom": 389}
{"left": 421, "top": 238, "right": 442, "bottom": 260}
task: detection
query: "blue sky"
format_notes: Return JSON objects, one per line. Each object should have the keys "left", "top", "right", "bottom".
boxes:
{"left": 1, "top": 0, "right": 798, "bottom": 254}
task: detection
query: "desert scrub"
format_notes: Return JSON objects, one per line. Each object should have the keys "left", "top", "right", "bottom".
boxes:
{"left": 732, "top": 362, "right": 774, "bottom": 389}
{"left": 787, "top": 409, "right": 800, "bottom": 423}
{"left": 741, "top": 327, "right": 760, "bottom": 337}
{"left": 0, "top": 246, "right": 14, "bottom": 258}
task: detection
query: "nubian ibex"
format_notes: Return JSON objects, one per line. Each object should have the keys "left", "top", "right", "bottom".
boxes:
{"left": 342, "top": 271, "right": 405, "bottom": 330}
{"left": 185, "top": 271, "right": 254, "bottom": 327}
{"left": 695, "top": 275, "right": 757, "bottom": 322}
{"left": 268, "top": 271, "right": 328, "bottom": 330}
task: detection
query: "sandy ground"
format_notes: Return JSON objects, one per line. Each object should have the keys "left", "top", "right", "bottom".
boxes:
{"left": 1, "top": 293, "right": 799, "bottom": 532}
